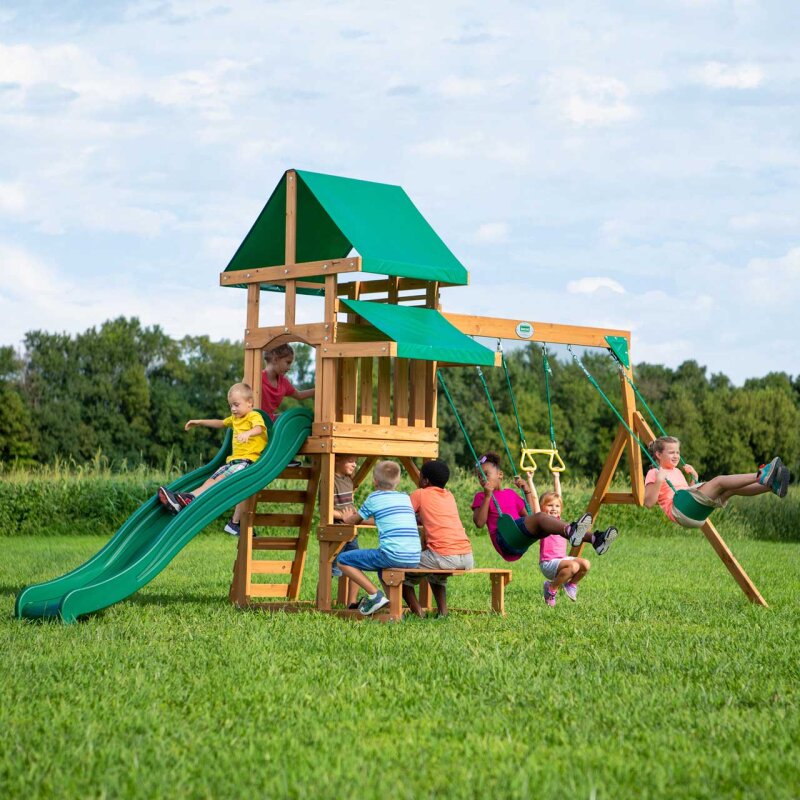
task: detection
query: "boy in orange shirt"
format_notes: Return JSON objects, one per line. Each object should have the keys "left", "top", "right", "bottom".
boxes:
{"left": 403, "top": 459, "right": 473, "bottom": 618}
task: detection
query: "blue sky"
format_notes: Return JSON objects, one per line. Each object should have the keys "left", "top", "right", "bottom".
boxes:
{"left": 1, "top": 0, "right": 798, "bottom": 382}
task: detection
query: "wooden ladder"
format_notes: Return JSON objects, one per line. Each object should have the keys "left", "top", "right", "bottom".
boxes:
{"left": 229, "top": 461, "right": 320, "bottom": 606}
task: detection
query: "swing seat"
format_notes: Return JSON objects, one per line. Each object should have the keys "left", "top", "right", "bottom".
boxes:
{"left": 672, "top": 489, "right": 715, "bottom": 527}
{"left": 496, "top": 513, "right": 534, "bottom": 556}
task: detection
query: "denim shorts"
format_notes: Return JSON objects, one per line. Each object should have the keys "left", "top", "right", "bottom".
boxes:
{"left": 539, "top": 556, "right": 576, "bottom": 581}
{"left": 336, "top": 547, "right": 419, "bottom": 580}
{"left": 210, "top": 458, "right": 253, "bottom": 481}
{"left": 332, "top": 537, "right": 360, "bottom": 577}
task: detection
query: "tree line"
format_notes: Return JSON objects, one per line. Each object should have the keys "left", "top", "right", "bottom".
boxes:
{"left": 1, "top": 317, "right": 798, "bottom": 480}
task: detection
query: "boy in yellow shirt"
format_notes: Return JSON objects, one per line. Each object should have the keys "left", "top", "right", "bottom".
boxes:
{"left": 158, "top": 383, "right": 267, "bottom": 535}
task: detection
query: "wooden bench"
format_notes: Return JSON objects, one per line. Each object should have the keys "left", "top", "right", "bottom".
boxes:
{"left": 380, "top": 568, "right": 512, "bottom": 622}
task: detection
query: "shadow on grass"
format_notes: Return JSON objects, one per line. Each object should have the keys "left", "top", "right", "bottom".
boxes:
{"left": 127, "top": 592, "right": 224, "bottom": 608}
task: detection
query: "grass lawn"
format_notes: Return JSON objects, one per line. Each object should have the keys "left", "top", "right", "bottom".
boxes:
{"left": 2, "top": 522, "right": 799, "bottom": 799}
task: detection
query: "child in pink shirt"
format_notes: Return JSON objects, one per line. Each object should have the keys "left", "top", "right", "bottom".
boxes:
{"left": 644, "top": 436, "right": 790, "bottom": 527}
{"left": 537, "top": 491, "right": 594, "bottom": 607}
{"left": 261, "top": 344, "right": 315, "bottom": 421}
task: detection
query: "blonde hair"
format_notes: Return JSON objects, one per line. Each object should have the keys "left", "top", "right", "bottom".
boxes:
{"left": 228, "top": 382, "right": 253, "bottom": 402}
{"left": 539, "top": 490, "right": 562, "bottom": 509}
{"left": 649, "top": 435, "right": 680, "bottom": 459}
{"left": 373, "top": 460, "right": 401, "bottom": 490}
{"left": 264, "top": 344, "right": 295, "bottom": 362}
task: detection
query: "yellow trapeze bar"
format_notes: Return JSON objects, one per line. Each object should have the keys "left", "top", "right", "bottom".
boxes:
{"left": 520, "top": 448, "right": 566, "bottom": 475}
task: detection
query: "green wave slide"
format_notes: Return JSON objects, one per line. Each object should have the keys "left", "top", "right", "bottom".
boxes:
{"left": 15, "top": 407, "right": 313, "bottom": 623}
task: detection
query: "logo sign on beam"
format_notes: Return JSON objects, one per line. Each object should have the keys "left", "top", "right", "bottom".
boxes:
{"left": 515, "top": 321, "right": 534, "bottom": 339}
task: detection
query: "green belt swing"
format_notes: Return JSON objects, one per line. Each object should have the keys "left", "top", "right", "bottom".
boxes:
{"left": 567, "top": 345, "right": 714, "bottom": 527}
{"left": 437, "top": 370, "right": 536, "bottom": 558}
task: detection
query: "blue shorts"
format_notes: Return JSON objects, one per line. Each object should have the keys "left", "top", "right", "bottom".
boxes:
{"left": 336, "top": 548, "right": 419, "bottom": 580}
{"left": 332, "top": 537, "right": 360, "bottom": 577}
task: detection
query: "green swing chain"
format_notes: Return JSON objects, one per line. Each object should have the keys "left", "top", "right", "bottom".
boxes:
{"left": 500, "top": 346, "right": 528, "bottom": 451}
{"left": 436, "top": 370, "right": 503, "bottom": 516}
{"left": 566, "top": 345, "right": 681, "bottom": 495}
{"left": 541, "top": 343, "right": 558, "bottom": 451}
{"left": 475, "top": 365, "right": 531, "bottom": 514}
{"left": 608, "top": 353, "right": 688, "bottom": 471}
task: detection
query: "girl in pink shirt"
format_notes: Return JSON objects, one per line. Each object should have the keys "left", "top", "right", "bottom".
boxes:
{"left": 643, "top": 436, "right": 790, "bottom": 527}
{"left": 537, "top": 491, "right": 594, "bottom": 607}
{"left": 261, "top": 344, "right": 315, "bottom": 421}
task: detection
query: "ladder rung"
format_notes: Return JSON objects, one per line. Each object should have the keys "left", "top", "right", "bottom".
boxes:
{"left": 255, "top": 489, "right": 309, "bottom": 504}
{"left": 254, "top": 513, "right": 304, "bottom": 528}
{"left": 250, "top": 560, "right": 293, "bottom": 574}
{"left": 251, "top": 536, "right": 300, "bottom": 551}
{"left": 249, "top": 583, "right": 290, "bottom": 598}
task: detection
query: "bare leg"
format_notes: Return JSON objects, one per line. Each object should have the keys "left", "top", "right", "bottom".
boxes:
{"left": 698, "top": 473, "right": 768, "bottom": 503}
{"left": 402, "top": 585, "right": 424, "bottom": 617}
{"left": 191, "top": 472, "right": 227, "bottom": 497}
{"left": 337, "top": 564, "right": 378, "bottom": 595}
{"left": 522, "top": 511, "right": 570, "bottom": 538}
{"left": 231, "top": 499, "right": 247, "bottom": 524}
{"left": 431, "top": 583, "right": 448, "bottom": 616}
{"left": 570, "top": 557, "right": 591, "bottom": 584}
{"left": 550, "top": 560, "right": 579, "bottom": 592}
{"left": 347, "top": 581, "right": 359, "bottom": 606}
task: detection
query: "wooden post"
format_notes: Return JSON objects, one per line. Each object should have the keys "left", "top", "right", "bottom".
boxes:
{"left": 316, "top": 453, "right": 336, "bottom": 611}
{"left": 284, "top": 169, "right": 297, "bottom": 327}
{"left": 620, "top": 358, "right": 645, "bottom": 504}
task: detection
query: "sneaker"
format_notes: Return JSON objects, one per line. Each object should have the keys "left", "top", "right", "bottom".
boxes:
{"left": 224, "top": 519, "right": 240, "bottom": 536}
{"left": 347, "top": 602, "right": 360, "bottom": 610}
{"left": 358, "top": 591, "right": 389, "bottom": 616}
{"left": 772, "top": 465, "right": 790, "bottom": 499}
{"left": 566, "top": 513, "right": 593, "bottom": 548}
{"left": 157, "top": 486, "right": 181, "bottom": 515}
{"left": 175, "top": 492, "right": 195, "bottom": 509}
{"left": 592, "top": 526, "right": 618, "bottom": 555}
{"left": 757, "top": 457, "right": 782, "bottom": 487}
{"left": 287, "top": 460, "right": 302, "bottom": 468}
{"left": 563, "top": 582, "right": 578, "bottom": 602}
{"left": 543, "top": 580, "right": 557, "bottom": 607}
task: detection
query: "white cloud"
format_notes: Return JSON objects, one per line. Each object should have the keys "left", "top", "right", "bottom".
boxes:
{"left": 410, "top": 134, "right": 529, "bottom": 165}
{"left": 742, "top": 247, "right": 800, "bottom": 307}
{"left": 439, "top": 77, "right": 488, "bottom": 98}
{"left": 541, "top": 70, "right": 636, "bottom": 126}
{"left": 0, "top": 183, "right": 27, "bottom": 215}
{"left": 697, "top": 61, "right": 764, "bottom": 89}
{"left": 567, "top": 276, "right": 626, "bottom": 295}
{"left": 474, "top": 222, "right": 510, "bottom": 243}
{"left": 729, "top": 212, "right": 798, "bottom": 232}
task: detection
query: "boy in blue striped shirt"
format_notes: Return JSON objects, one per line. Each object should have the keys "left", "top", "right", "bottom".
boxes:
{"left": 337, "top": 460, "right": 421, "bottom": 615}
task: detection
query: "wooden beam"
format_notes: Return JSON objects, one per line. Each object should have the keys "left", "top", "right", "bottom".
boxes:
{"left": 442, "top": 312, "right": 630, "bottom": 349}
{"left": 359, "top": 356, "right": 373, "bottom": 423}
{"left": 699, "top": 519, "right": 767, "bottom": 607}
{"left": 244, "top": 323, "right": 329, "bottom": 350}
{"left": 220, "top": 257, "right": 360, "bottom": 287}
{"left": 311, "top": 423, "right": 438, "bottom": 441}
{"left": 303, "top": 437, "right": 439, "bottom": 457}
{"left": 352, "top": 456, "right": 377, "bottom": 490}
{"left": 320, "top": 342, "right": 397, "bottom": 359}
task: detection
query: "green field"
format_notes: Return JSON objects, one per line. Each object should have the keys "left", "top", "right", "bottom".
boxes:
{"left": 3, "top": 483, "right": 800, "bottom": 799}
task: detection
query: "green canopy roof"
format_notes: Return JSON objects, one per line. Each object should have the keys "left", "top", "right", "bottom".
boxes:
{"left": 341, "top": 299, "right": 495, "bottom": 366}
{"left": 224, "top": 170, "right": 469, "bottom": 291}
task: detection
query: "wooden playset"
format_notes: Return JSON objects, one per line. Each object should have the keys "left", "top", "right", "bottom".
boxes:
{"left": 221, "top": 168, "right": 767, "bottom": 616}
